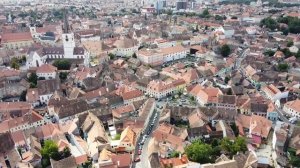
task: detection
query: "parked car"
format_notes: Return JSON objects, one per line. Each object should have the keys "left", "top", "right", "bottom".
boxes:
{"left": 134, "top": 157, "right": 140, "bottom": 162}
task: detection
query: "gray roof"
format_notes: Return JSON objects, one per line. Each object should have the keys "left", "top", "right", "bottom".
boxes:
{"left": 37, "top": 79, "right": 60, "bottom": 95}
{"left": 50, "top": 156, "right": 77, "bottom": 168}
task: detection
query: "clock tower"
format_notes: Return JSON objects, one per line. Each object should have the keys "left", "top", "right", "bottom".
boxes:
{"left": 62, "top": 9, "right": 75, "bottom": 59}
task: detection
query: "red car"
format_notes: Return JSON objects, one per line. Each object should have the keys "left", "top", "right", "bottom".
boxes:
{"left": 134, "top": 157, "right": 140, "bottom": 162}
{"left": 138, "top": 150, "right": 142, "bottom": 155}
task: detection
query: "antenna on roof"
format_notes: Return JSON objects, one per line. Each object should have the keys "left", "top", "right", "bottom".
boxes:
{"left": 63, "top": 8, "right": 70, "bottom": 34}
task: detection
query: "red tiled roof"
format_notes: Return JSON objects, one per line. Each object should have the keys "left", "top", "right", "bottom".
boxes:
{"left": 122, "top": 90, "right": 143, "bottom": 100}
{"left": 1, "top": 32, "right": 32, "bottom": 43}
{"left": 36, "top": 64, "right": 57, "bottom": 73}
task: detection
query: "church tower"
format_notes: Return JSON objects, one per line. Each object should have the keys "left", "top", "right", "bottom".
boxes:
{"left": 62, "top": 9, "right": 75, "bottom": 59}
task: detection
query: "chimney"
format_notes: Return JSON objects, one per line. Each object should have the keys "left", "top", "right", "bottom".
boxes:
{"left": 117, "top": 161, "right": 120, "bottom": 166}
{"left": 179, "top": 153, "right": 182, "bottom": 159}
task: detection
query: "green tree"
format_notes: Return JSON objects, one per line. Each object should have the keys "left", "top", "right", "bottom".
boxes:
{"left": 28, "top": 73, "right": 38, "bottom": 88}
{"left": 277, "top": 16, "right": 300, "bottom": 34}
{"left": 215, "top": 15, "right": 224, "bottom": 21}
{"left": 263, "top": 50, "right": 275, "bottom": 57}
{"left": 114, "top": 134, "right": 121, "bottom": 140}
{"left": 233, "top": 137, "right": 247, "bottom": 153}
{"left": 59, "top": 72, "right": 69, "bottom": 81}
{"left": 227, "top": 89, "right": 233, "bottom": 95}
{"left": 41, "top": 140, "right": 60, "bottom": 167}
{"left": 21, "top": 55, "right": 27, "bottom": 63}
{"left": 296, "top": 51, "right": 300, "bottom": 59}
{"left": 224, "top": 76, "right": 230, "bottom": 84}
{"left": 10, "top": 58, "right": 20, "bottom": 70}
{"left": 199, "top": 9, "right": 210, "bottom": 18}
{"left": 288, "top": 148, "right": 300, "bottom": 167}
{"left": 132, "top": 53, "right": 137, "bottom": 58}
{"left": 202, "top": 9, "right": 210, "bottom": 17}
{"left": 281, "top": 48, "right": 293, "bottom": 58}
{"left": 260, "top": 17, "right": 278, "bottom": 31}
{"left": 220, "top": 137, "right": 247, "bottom": 157}
{"left": 53, "top": 59, "right": 71, "bottom": 70}
{"left": 185, "top": 140, "right": 213, "bottom": 164}
{"left": 220, "top": 138, "right": 233, "bottom": 155}
{"left": 277, "top": 63, "right": 289, "bottom": 72}
{"left": 220, "top": 44, "right": 231, "bottom": 57}
{"left": 170, "top": 151, "right": 180, "bottom": 158}
{"left": 81, "top": 159, "right": 92, "bottom": 168}
{"left": 108, "top": 53, "right": 115, "bottom": 60}
{"left": 230, "top": 123, "right": 239, "bottom": 137}
{"left": 287, "top": 40, "right": 294, "bottom": 47}
{"left": 20, "top": 90, "right": 27, "bottom": 101}
{"left": 60, "top": 147, "right": 71, "bottom": 158}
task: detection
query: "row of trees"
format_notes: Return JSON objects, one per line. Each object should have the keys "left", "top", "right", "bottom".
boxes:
{"left": 260, "top": 16, "right": 300, "bottom": 34}
{"left": 264, "top": 46, "right": 300, "bottom": 60}
{"left": 185, "top": 137, "right": 247, "bottom": 164}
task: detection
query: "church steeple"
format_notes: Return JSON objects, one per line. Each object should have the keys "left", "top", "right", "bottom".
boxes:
{"left": 63, "top": 9, "right": 70, "bottom": 34}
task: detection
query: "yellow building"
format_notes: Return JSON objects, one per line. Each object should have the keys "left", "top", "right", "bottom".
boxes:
{"left": 1, "top": 32, "right": 34, "bottom": 50}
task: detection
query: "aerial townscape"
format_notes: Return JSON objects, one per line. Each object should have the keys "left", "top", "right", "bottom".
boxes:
{"left": 1, "top": 0, "right": 300, "bottom": 168}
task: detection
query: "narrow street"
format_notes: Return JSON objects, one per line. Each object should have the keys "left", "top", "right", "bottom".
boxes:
{"left": 132, "top": 101, "right": 166, "bottom": 168}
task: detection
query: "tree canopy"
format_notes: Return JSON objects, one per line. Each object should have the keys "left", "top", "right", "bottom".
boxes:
{"left": 53, "top": 59, "right": 71, "bottom": 70}
{"left": 185, "top": 140, "right": 213, "bottom": 163}
{"left": 41, "top": 140, "right": 60, "bottom": 161}
{"left": 260, "top": 16, "right": 300, "bottom": 34}
{"left": 277, "top": 63, "right": 289, "bottom": 72}
{"left": 185, "top": 137, "right": 248, "bottom": 164}
{"left": 220, "top": 44, "right": 231, "bottom": 57}
{"left": 28, "top": 73, "right": 38, "bottom": 88}
{"left": 287, "top": 40, "right": 294, "bottom": 47}
{"left": 199, "top": 9, "right": 210, "bottom": 18}
{"left": 220, "top": 137, "right": 247, "bottom": 157}
{"left": 260, "top": 17, "right": 278, "bottom": 31}
{"left": 41, "top": 140, "right": 72, "bottom": 167}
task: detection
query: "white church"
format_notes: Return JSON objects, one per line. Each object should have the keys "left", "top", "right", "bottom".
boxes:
{"left": 26, "top": 11, "right": 90, "bottom": 69}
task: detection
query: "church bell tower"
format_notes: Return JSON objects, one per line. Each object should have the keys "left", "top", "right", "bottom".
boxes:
{"left": 62, "top": 9, "right": 75, "bottom": 59}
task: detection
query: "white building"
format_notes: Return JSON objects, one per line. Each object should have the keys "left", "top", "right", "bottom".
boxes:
{"left": 26, "top": 12, "right": 90, "bottom": 70}
{"left": 283, "top": 99, "right": 300, "bottom": 119}
{"left": 26, "top": 49, "right": 47, "bottom": 68}
{"left": 36, "top": 64, "right": 57, "bottom": 80}
{"left": 113, "top": 37, "right": 139, "bottom": 57}
{"left": 261, "top": 84, "right": 289, "bottom": 102}
{"left": 146, "top": 79, "right": 186, "bottom": 99}
{"left": 6, "top": 110, "right": 47, "bottom": 133}
{"left": 137, "top": 45, "right": 188, "bottom": 66}
{"left": 37, "top": 79, "right": 60, "bottom": 105}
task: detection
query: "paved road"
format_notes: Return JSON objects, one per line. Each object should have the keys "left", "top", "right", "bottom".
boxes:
{"left": 133, "top": 102, "right": 165, "bottom": 168}
{"left": 275, "top": 106, "right": 289, "bottom": 123}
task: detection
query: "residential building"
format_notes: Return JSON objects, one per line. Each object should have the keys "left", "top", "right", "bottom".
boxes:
{"left": 37, "top": 79, "right": 60, "bottom": 104}
{"left": 236, "top": 114, "right": 272, "bottom": 147}
{"left": 189, "top": 85, "right": 223, "bottom": 107}
{"left": 262, "top": 84, "right": 289, "bottom": 102}
{"left": 118, "top": 126, "right": 136, "bottom": 152}
{"left": 1, "top": 32, "right": 34, "bottom": 49}
{"left": 113, "top": 37, "right": 139, "bottom": 57}
{"left": 137, "top": 45, "right": 188, "bottom": 66}
{"left": 36, "top": 64, "right": 57, "bottom": 80}
{"left": 146, "top": 79, "right": 186, "bottom": 99}
{"left": 283, "top": 99, "right": 300, "bottom": 118}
